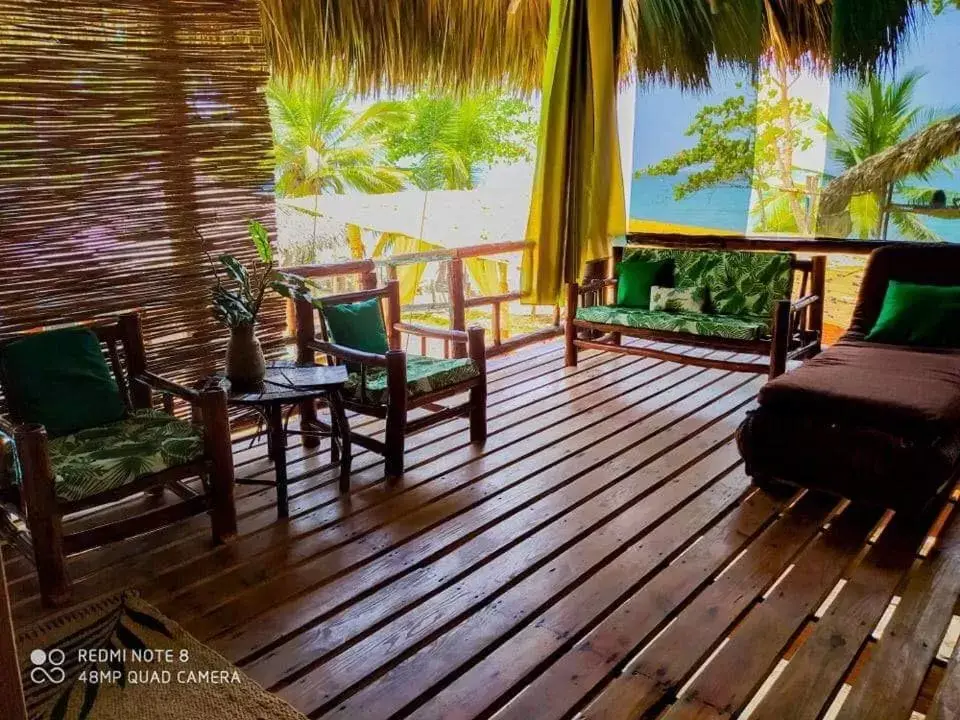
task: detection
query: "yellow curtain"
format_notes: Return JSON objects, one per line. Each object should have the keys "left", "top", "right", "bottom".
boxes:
{"left": 521, "top": 0, "right": 626, "bottom": 305}
{"left": 372, "top": 230, "right": 508, "bottom": 305}
{"left": 372, "top": 232, "right": 435, "bottom": 305}
{"left": 464, "top": 257, "right": 506, "bottom": 297}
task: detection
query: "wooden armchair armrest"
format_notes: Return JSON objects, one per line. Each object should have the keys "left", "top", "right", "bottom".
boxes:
{"left": 394, "top": 322, "right": 469, "bottom": 344}
{"left": 791, "top": 293, "right": 820, "bottom": 313}
{"left": 309, "top": 340, "right": 389, "bottom": 368}
{"left": 135, "top": 372, "right": 201, "bottom": 405}
{"left": 578, "top": 278, "right": 617, "bottom": 294}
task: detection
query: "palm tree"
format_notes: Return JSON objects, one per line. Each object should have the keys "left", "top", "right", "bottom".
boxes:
{"left": 388, "top": 92, "right": 537, "bottom": 192}
{"left": 266, "top": 77, "right": 410, "bottom": 197}
{"left": 818, "top": 71, "right": 950, "bottom": 241}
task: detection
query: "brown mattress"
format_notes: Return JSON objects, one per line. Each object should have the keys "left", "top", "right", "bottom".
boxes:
{"left": 758, "top": 340, "right": 960, "bottom": 438}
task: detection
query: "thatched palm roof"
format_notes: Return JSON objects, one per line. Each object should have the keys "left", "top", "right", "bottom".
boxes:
{"left": 820, "top": 114, "right": 960, "bottom": 215}
{"left": 257, "top": 0, "right": 923, "bottom": 93}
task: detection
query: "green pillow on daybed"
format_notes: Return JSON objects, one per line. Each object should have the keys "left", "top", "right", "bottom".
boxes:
{"left": 866, "top": 280, "right": 960, "bottom": 348}
{"left": 616, "top": 258, "right": 673, "bottom": 308}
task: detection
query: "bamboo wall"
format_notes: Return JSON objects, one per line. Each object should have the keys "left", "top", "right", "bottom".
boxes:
{"left": 0, "top": 0, "right": 283, "bottom": 386}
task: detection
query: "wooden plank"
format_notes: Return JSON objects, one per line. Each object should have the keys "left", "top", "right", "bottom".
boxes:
{"left": 208, "top": 358, "right": 689, "bottom": 661}
{"left": 11, "top": 344, "right": 641, "bottom": 612}
{"left": 298, "top": 462, "right": 774, "bottom": 720}
{"left": 191, "top": 369, "right": 754, "bottom": 665}
{"left": 662, "top": 504, "right": 884, "bottom": 720}
{"left": 401, "top": 453, "right": 757, "bottom": 720}
{"left": 930, "top": 640, "right": 960, "bottom": 720}
{"left": 626, "top": 232, "right": 890, "bottom": 255}
{"left": 5, "top": 339, "right": 580, "bottom": 591}
{"left": 162, "top": 364, "right": 751, "bottom": 640}
{"left": 835, "top": 505, "right": 960, "bottom": 720}
{"left": 248, "top": 411, "right": 749, "bottom": 698}
{"left": 574, "top": 492, "right": 839, "bottom": 720}
{"left": 748, "top": 507, "right": 939, "bottom": 720}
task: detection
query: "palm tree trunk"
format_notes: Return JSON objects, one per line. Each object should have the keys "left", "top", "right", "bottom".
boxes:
{"left": 879, "top": 183, "right": 894, "bottom": 240}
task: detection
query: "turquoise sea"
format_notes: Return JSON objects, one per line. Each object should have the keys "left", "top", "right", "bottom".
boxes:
{"left": 630, "top": 174, "right": 960, "bottom": 242}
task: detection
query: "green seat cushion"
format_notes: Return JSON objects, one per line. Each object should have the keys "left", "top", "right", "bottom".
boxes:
{"left": 345, "top": 355, "right": 480, "bottom": 405}
{"left": 623, "top": 248, "right": 793, "bottom": 318}
{"left": 616, "top": 259, "right": 673, "bottom": 308}
{"left": 866, "top": 281, "right": 960, "bottom": 348}
{"left": 47, "top": 409, "right": 204, "bottom": 503}
{"left": 576, "top": 305, "right": 771, "bottom": 341}
{"left": 0, "top": 327, "right": 126, "bottom": 438}
{"left": 318, "top": 298, "right": 389, "bottom": 356}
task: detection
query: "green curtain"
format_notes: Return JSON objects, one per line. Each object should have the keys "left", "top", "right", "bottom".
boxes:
{"left": 521, "top": 0, "right": 626, "bottom": 306}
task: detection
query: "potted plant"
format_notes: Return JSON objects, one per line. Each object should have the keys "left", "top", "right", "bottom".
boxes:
{"left": 207, "top": 219, "right": 278, "bottom": 387}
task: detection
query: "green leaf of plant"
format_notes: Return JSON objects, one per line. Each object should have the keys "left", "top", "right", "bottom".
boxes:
{"left": 248, "top": 219, "right": 273, "bottom": 264}
{"left": 218, "top": 255, "right": 250, "bottom": 294}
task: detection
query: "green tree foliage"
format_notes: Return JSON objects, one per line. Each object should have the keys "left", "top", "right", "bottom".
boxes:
{"left": 932, "top": 0, "right": 960, "bottom": 14}
{"left": 640, "top": 92, "right": 757, "bottom": 200}
{"left": 267, "top": 77, "right": 410, "bottom": 197}
{"left": 384, "top": 92, "right": 538, "bottom": 191}
{"left": 639, "top": 68, "right": 815, "bottom": 233}
{"left": 267, "top": 79, "right": 538, "bottom": 197}
{"left": 818, "top": 71, "right": 948, "bottom": 240}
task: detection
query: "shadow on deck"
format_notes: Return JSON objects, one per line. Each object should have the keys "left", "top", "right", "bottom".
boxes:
{"left": 6, "top": 338, "right": 960, "bottom": 720}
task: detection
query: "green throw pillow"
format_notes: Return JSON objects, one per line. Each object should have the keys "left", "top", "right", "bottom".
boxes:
{"left": 866, "top": 280, "right": 960, "bottom": 348}
{"left": 0, "top": 327, "right": 126, "bottom": 437}
{"left": 321, "top": 297, "right": 390, "bottom": 355}
{"left": 616, "top": 259, "right": 673, "bottom": 308}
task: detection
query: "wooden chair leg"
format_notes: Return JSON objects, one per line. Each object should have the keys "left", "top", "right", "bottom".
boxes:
{"left": 467, "top": 326, "right": 487, "bottom": 443}
{"left": 769, "top": 299, "right": 790, "bottom": 379}
{"left": 15, "top": 424, "right": 70, "bottom": 607}
{"left": 300, "top": 399, "right": 321, "bottom": 450}
{"left": 565, "top": 282, "right": 579, "bottom": 367}
{"left": 385, "top": 350, "right": 407, "bottom": 478}
{"left": 200, "top": 387, "right": 237, "bottom": 543}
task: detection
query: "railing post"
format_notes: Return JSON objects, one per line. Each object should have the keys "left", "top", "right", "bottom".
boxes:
{"left": 449, "top": 257, "right": 467, "bottom": 358}
{"left": 492, "top": 301, "right": 502, "bottom": 347}
{"left": 295, "top": 297, "right": 320, "bottom": 449}
{"left": 810, "top": 255, "right": 826, "bottom": 339}
{"left": 360, "top": 269, "right": 378, "bottom": 290}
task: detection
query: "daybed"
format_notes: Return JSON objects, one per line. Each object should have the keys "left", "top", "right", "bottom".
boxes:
{"left": 738, "top": 244, "right": 960, "bottom": 511}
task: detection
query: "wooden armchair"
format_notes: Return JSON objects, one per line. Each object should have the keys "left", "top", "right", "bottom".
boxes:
{"left": 295, "top": 280, "right": 487, "bottom": 478}
{"left": 0, "top": 313, "right": 236, "bottom": 607}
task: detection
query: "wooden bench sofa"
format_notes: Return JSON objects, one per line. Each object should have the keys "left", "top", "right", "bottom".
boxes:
{"left": 565, "top": 245, "right": 826, "bottom": 378}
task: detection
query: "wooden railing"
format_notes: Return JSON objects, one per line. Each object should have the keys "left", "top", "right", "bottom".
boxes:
{"left": 282, "top": 240, "right": 562, "bottom": 358}
{"left": 626, "top": 232, "right": 896, "bottom": 255}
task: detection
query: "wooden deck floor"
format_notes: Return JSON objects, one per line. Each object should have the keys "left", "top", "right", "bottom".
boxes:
{"left": 7, "top": 338, "right": 960, "bottom": 720}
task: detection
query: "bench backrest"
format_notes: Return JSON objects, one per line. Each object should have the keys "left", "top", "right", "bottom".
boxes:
{"left": 621, "top": 247, "right": 795, "bottom": 318}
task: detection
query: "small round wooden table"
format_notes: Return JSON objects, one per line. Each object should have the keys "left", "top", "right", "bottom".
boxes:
{"left": 222, "top": 361, "right": 350, "bottom": 517}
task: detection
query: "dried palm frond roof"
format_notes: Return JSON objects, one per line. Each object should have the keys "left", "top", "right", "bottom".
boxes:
{"left": 257, "top": 0, "right": 924, "bottom": 94}
{"left": 820, "top": 114, "right": 960, "bottom": 215}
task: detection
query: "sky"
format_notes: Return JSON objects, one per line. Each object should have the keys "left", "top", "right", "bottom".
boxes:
{"left": 632, "top": 6, "right": 960, "bottom": 183}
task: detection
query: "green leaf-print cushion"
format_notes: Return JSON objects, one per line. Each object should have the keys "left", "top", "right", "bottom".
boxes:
{"left": 650, "top": 286, "right": 706, "bottom": 314}
{"left": 44, "top": 409, "right": 204, "bottom": 503}
{"left": 623, "top": 248, "right": 793, "bottom": 318}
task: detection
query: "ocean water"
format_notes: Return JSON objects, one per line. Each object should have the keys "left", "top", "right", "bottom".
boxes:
{"left": 630, "top": 173, "right": 960, "bottom": 242}
{"left": 630, "top": 175, "right": 752, "bottom": 234}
